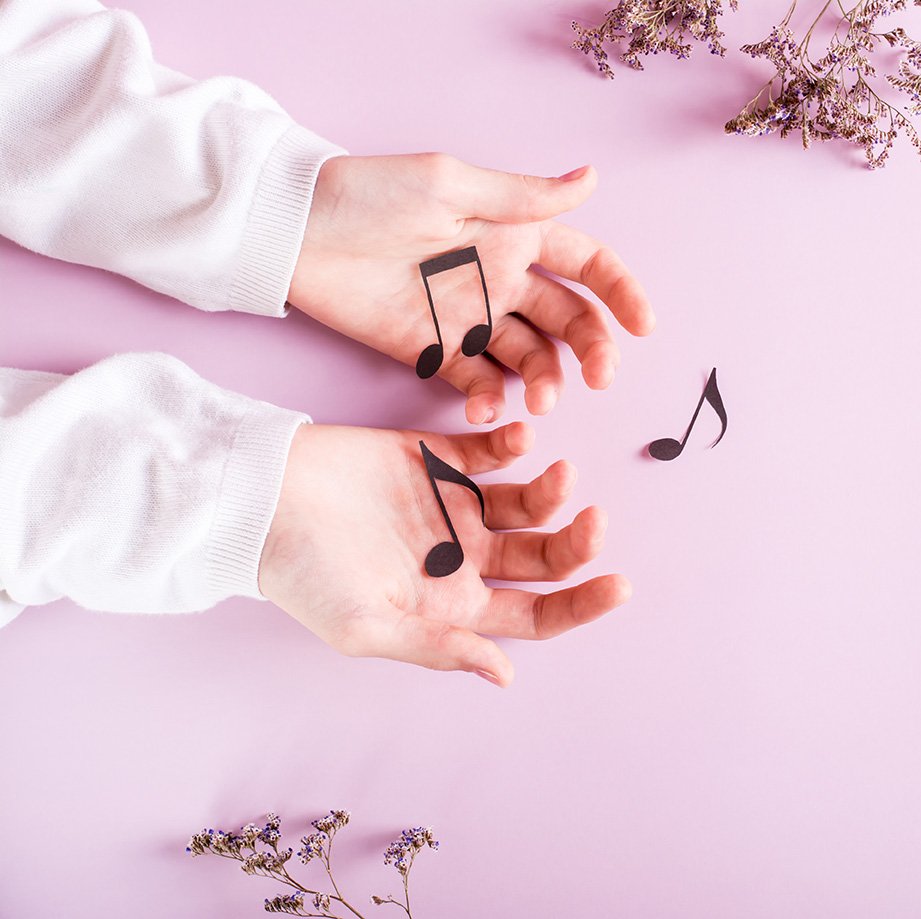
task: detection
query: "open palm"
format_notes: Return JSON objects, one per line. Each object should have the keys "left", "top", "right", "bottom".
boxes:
{"left": 259, "top": 422, "right": 631, "bottom": 686}
{"left": 288, "top": 154, "right": 656, "bottom": 423}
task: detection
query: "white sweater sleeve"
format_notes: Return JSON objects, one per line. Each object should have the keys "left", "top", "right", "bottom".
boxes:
{"left": 0, "top": 0, "right": 346, "bottom": 317}
{"left": 0, "top": 353, "right": 307, "bottom": 628}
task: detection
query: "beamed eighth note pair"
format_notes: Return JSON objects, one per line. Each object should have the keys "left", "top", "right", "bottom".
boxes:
{"left": 412, "top": 246, "right": 728, "bottom": 579}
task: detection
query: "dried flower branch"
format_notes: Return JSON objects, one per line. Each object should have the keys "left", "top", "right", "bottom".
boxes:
{"left": 187, "top": 811, "right": 439, "bottom": 918}
{"left": 887, "top": 24, "right": 921, "bottom": 108}
{"left": 725, "top": 0, "right": 921, "bottom": 167}
{"left": 572, "top": 0, "right": 739, "bottom": 78}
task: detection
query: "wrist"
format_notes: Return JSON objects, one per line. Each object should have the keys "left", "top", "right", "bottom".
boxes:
{"left": 287, "top": 155, "right": 350, "bottom": 308}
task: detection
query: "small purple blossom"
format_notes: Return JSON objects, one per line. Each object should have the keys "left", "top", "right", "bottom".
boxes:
{"left": 264, "top": 891, "right": 306, "bottom": 915}
{"left": 382, "top": 827, "right": 440, "bottom": 877}
{"left": 297, "top": 832, "right": 327, "bottom": 865}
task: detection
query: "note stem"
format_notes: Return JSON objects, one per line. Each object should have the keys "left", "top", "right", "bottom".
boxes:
{"left": 679, "top": 378, "right": 712, "bottom": 450}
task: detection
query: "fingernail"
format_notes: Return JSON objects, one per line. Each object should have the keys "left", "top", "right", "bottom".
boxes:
{"left": 483, "top": 407, "right": 496, "bottom": 424}
{"left": 475, "top": 669, "right": 501, "bottom": 686}
{"left": 558, "top": 165, "right": 590, "bottom": 182}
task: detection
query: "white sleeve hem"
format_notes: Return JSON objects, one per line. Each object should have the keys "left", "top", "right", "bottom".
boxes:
{"left": 228, "top": 123, "right": 347, "bottom": 318}
{"left": 205, "top": 404, "right": 310, "bottom": 601}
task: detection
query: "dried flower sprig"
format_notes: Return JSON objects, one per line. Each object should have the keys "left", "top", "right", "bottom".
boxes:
{"left": 187, "top": 811, "right": 439, "bottom": 918}
{"left": 370, "top": 828, "right": 439, "bottom": 915}
{"left": 725, "top": 0, "right": 921, "bottom": 167}
{"left": 572, "top": 0, "right": 740, "bottom": 78}
{"left": 887, "top": 24, "right": 921, "bottom": 108}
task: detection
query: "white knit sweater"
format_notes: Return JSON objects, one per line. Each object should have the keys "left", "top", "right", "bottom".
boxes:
{"left": 0, "top": 0, "right": 346, "bottom": 624}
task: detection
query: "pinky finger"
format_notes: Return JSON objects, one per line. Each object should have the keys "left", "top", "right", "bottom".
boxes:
{"left": 480, "top": 574, "right": 632, "bottom": 640}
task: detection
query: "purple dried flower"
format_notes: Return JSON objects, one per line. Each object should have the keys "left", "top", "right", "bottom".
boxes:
{"left": 264, "top": 891, "right": 307, "bottom": 915}
{"left": 725, "top": 0, "right": 921, "bottom": 167}
{"left": 242, "top": 849, "right": 294, "bottom": 876}
{"left": 311, "top": 810, "right": 351, "bottom": 837}
{"left": 382, "top": 827, "right": 439, "bottom": 877}
{"left": 190, "top": 811, "right": 438, "bottom": 918}
{"left": 572, "top": 0, "right": 739, "bottom": 78}
{"left": 297, "top": 832, "right": 327, "bottom": 865}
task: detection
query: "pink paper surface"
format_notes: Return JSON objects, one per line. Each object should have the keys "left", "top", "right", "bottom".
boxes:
{"left": 1, "top": 2, "right": 920, "bottom": 917}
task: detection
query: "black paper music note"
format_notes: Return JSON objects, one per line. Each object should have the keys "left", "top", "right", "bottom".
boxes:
{"left": 648, "top": 368, "right": 727, "bottom": 461}
{"left": 419, "top": 440, "right": 485, "bottom": 577}
{"left": 415, "top": 246, "right": 493, "bottom": 379}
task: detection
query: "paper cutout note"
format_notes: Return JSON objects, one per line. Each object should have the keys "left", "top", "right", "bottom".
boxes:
{"left": 416, "top": 246, "right": 493, "bottom": 379}
{"left": 419, "top": 440, "right": 485, "bottom": 577}
{"left": 649, "top": 367, "right": 727, "bottom": 461}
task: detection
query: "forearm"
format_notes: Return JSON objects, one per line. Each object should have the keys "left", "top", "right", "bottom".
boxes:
{"left": 0, "top": 353, "right": 306, "bottom": 625}
{"left": 0, "top": 0, "right": 345, "bottom": 316}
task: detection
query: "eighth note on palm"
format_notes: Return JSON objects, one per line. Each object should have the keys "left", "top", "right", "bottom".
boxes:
{"left": 649, "top": 368, "right": 727, "bottom": 461}
{"left": 415, "top": 246, "right": 493, "bottom": 379}
{"left": 419, "top": 440, "right": 485, "bottom": 577}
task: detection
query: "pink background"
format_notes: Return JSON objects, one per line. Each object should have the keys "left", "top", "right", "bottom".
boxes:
{"left": 2, "top": 1, "right": 920, "bottom": 916}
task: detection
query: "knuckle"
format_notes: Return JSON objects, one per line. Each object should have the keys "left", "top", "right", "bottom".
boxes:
{"left": 488, "top": 535, "right": 508, "bottom": 580}
{"left": 428, "top": 622, "right": 461, "bottom": 664}
{"left": 519, "top": 348, "right": 544, "bottom": 379}
{"left": 563, "top": 309, "right": 592, "bottom": 345}
{"left": 532, "top": 594, "right": 549, "bottom": 640}
{"left": 518, "top": 485, "right": 533, "bottom": 519}
{"left": 581, "top": 247, "right": 607, "bottom": 287}
{"left": 520, "top": 483, "right": 549, "bottom": 525}
{"left": 540, "top": 534, "right": 555, "bottom": 572}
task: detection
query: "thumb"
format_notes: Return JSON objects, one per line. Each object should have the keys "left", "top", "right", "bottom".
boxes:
{"left": 358, "top": 606, "right": 515, "bottom": 687}
{"left": 448, "top": 161, "right": 598, "bottom": 224}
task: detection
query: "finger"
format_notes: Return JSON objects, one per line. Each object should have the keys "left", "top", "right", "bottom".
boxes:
{"left": 483, "top": 460, "right": 577, "bottom": 530}
{"left": 537, "top": 222, "right": 656, "bottom": 337}
{"left": 345, "top": 604, "right": 515, "bottom": 687}
{"left": 445, "top": 158, "right": 598, "bottom": 223}
{"left": 519, "top": 272, "right": 621, "bottom": 390}
{"left": 480, "top": 574, "right": 632, "bottom": 640}
{"left": 443, "top": 421, "right": 535, "bottom": 475}
{"left": 483, "top": 506, "right": 607, "bottom": 582}
{"left": 487, "top": 316, "right": 564, "bottom": 416}
{"left": 437, "top": 352, "right": 507, "bottom": 425}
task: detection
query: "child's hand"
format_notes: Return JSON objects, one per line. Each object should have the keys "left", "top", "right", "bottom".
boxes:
{"left": 259, "top": 422, "right": 631, "bottom": 686}
{"left": 288, "top": 154, "right": 655, "bottom": 424}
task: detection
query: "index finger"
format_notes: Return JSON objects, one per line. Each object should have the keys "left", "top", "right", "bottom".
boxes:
{"left": 439, "top": 421, "right": 536, "bottom": 475}
{"left": 537, "top": 221, "right": 656, "bottom": 337}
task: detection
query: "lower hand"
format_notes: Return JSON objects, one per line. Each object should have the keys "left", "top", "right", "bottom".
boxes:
{"left": 259, "top": 422, "right": 632, "bottom": 686}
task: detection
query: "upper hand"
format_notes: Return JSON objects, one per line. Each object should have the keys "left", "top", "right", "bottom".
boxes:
{"left": 288, "top": 154, "right": 656, "bottom": 424}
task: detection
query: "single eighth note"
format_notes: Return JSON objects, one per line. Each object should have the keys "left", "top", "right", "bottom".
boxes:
{"left": 419, "top": 440, "right": 485, "bottom": 577}
{"left": 648, "top": 368, "right": 728, "bottom": 461}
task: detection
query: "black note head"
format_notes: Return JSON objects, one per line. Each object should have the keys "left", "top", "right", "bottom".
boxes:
{"left": 648, "top": 438, "right": 684, "bottom": 461}
{"left": 461, "top": 323, "right": 492, "bottom": 358}
{"left": 416, "top": 343, "right": 444, "bottom": 379}
{"left": 425, "top": 541, "right": 464, "bottom": 578}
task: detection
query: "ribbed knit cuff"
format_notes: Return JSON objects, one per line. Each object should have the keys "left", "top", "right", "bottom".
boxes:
{"left": 205, "top": 404, "right": 311, "bottom": 601}
{"left": 229, "top": 123, "right": 347, "bottom": 318}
